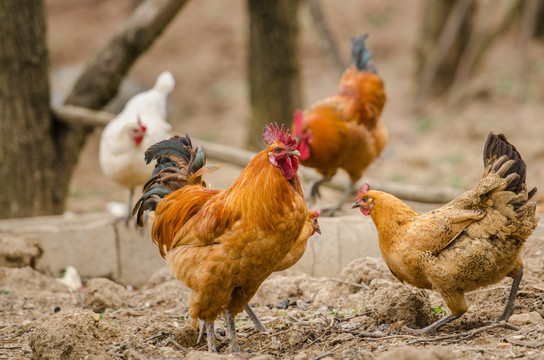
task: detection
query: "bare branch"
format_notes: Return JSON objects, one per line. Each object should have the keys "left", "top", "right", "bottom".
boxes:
{"left": 65, "top": 0, "right": 189, "bottom": 110}
{"left": 52, "top": 105, "right": 113, "bottom": 128}
{"left": 52, "top": 104, "right": 463, "bottom": 204}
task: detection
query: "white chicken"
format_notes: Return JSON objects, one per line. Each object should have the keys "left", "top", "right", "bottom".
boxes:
{"left": 99, "top": 71, "right": 175, "bottom": 224}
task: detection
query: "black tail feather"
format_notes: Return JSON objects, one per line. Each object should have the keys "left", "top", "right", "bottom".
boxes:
{"left": 351, "top": 33, "right": 375, "bottom": 73}
{"left": 483, "top": 132, "right": 535, "bottom": 198}
{"left": 132, "top": 134, "right": 209, "bottom": 227}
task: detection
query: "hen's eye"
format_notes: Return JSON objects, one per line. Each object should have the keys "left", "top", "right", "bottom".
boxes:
{"left": 362, "top": 197, "right": 368, "bottom": 202}
{"left": 274, "top": 147, "right": 281, "bottom": 153}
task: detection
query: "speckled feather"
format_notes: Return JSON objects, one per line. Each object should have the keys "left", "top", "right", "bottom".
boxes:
{"left": 358, "top": 133, "right": 538, "bottom": 316}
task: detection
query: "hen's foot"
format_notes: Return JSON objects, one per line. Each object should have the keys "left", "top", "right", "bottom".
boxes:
{"left": 402, "top": 314, "right": 461, "bottom": 334}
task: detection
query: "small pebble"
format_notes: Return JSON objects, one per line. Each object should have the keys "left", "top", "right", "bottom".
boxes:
{"left": 509, "top": 312, "right": 543, "bottom": 325}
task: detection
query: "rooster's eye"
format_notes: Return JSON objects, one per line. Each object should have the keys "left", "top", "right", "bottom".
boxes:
{"left": 274, "top": 147, "right": 281, "bottom": 153}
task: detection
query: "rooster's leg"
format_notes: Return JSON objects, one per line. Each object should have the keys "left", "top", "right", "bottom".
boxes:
{"left": 306, "top": 177, "right": 329, "bottom": 206}
{"left": 244, "top": 304, "right": 267, "bottom": 332}
{"left": 223, "top": 309, "right": 240, "bottom": 352}
{"left": 205, "top": 320, "right": 217, "bottom": 352}
{"left": 322, "top": 181, "right": 355, "bottom": 216}
{"left": 497, "top": 264, "right": 523, "bottom": 321}
{"left": 403, "top": 314, "right": 461, "bottom": 334}
{"left": 197, "top": 320, "right": 205, "bottom": 345}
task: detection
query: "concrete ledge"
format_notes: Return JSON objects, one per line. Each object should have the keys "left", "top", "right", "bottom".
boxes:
{"left": 1, "top": 212, "right": 542, "bottom": 287}
{"left": 0, "top": 213, "right": 164, "bottom": 286}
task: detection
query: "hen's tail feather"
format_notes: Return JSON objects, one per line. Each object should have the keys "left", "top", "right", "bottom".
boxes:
{"left": 483, "top": 132, "right": 537, "bottom": 208}
{"left": 351, "top": 34, "right": 375, "bottom": 73}
{"left": 132, "top": 134, "right": 215, "bottom": 227}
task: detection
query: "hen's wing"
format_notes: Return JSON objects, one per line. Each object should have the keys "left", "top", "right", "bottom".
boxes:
{"left": 405, "top": 204, "right": 486, "bottom": 255}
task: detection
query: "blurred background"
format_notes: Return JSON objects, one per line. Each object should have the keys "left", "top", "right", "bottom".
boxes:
{"left": 3, "top": 0, "right": 544, "bottom": 217}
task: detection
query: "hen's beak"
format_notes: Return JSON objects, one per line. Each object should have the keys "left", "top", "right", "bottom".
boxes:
{"left": 315, "top": 226, "right": 321, "bottom": 234}
{"left": 352, "top": 201, "right": 361, "bottom": 209}
{"left": 289, "top": 149, "right": 301, "bottom": 157}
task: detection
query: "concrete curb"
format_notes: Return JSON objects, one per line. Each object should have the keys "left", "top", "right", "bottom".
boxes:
{"left": 1, "top": 212, "right": 541, "bottom": 287}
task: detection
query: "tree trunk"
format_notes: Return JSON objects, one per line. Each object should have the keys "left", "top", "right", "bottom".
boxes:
{"left": 246, "top": 0, "right": 302, "bottom": 151}
{"left": 0, "top": 0, "right": 61, "bottom": 218}
{"left": 534, "top": 0, "right": 544, "bottom": 38}
{"left": 416, "top": 0, "right": 475, "bottom": 97}
{"left": 0, "top": 0, "right": 187, "bottom": 218}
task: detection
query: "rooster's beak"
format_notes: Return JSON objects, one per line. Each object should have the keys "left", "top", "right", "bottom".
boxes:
{"left": 289, "top": 149, "right": 301, "bottom": 157}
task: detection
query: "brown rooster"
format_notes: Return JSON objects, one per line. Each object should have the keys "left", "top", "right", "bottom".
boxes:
{"left": 353, "top": 133, "right": 538, "bottom": 333}
{"left": 293, "top": 34, "right": 388, "bottom": 215}
{"left": 133, "top": 124, "right": 308, "bottom": 352}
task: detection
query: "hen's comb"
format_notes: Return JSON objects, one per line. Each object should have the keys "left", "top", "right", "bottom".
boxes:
{"left": 293, "top": 110, "right": 304, "bottom": 137}
{"left": 357, "top": 183, "right": 370, "bottom": 197}
{"left": 137, "top": 115, "right": 147, "bottom": 131}
{"left": 312, "top": 209, "right": 321, "bottom": 218}
{"left": 263, "top": 123, "right": 297, "bottom": 148}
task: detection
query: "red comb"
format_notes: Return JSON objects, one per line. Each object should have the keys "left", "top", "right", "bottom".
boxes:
{"left": 293, "top": 110, "right": 304, "bottom": 137}
{"left": 137, "top": 115, "right": 147, "bottom": 131}
{"left": 357, "top": 183, "right": 370, "bottom": 197}
{"left": 312, "top": 210, "right": 320, "bottom": 218}
{"left": 263, "top": 123, "right": 297, "bottom": 148}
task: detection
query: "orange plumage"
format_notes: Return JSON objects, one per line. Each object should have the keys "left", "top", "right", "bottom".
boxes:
{"left": 274, "top": 209, "right": 320, "bottom": 272}
{"left": 133, "top": 125, "right": 308, "bottom": 352}
{"left": 293, "top": 34, "right": 388, "bottom": 213}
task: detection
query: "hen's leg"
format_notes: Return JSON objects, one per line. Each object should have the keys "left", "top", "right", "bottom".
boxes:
{"left": 405, "top": 291, "right": 466, "bottom": 334}
{"left": 306, "top": 177, "right": 329, "bottom": 206}
{"left": 498, "top": 264, "right": 523, "bottom": 321}
{"left": 403, "top": 314, "right": 461, "bottom": 334}
{"left": 205, "top": 320, "right": 217, "bottom": 352}
{"left": 244, "top": 304, "right": 267, "bottom": 332}
{"left": 223, "top": 309, "right": 240, "bottom": 352}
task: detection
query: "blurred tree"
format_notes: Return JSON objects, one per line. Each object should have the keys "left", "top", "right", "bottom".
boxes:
{"left": 414, "top": 0, "right": 475, "bottom": 110}
{"left": 533, "top": 0, "right": 544, "bottom": 38}
{"left": 0, "top": 0, "right": 187, "bottom": 219}
{"left": 247, "top": 0, "right": 302, "bottom": 151}
{"left": 0, "top": 1, "right": 59, "bottom": 217}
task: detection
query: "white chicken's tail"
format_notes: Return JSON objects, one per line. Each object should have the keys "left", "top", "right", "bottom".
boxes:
{"left": 153, "top": 71, "right": 175, "bottom": 95}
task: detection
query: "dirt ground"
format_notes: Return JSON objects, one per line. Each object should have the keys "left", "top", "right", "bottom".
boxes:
{"left": 2, "top": 243, "right": 544, "bottom": 359}
{"left": 2, "top": 0, "right": 544, "bottom": 359}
